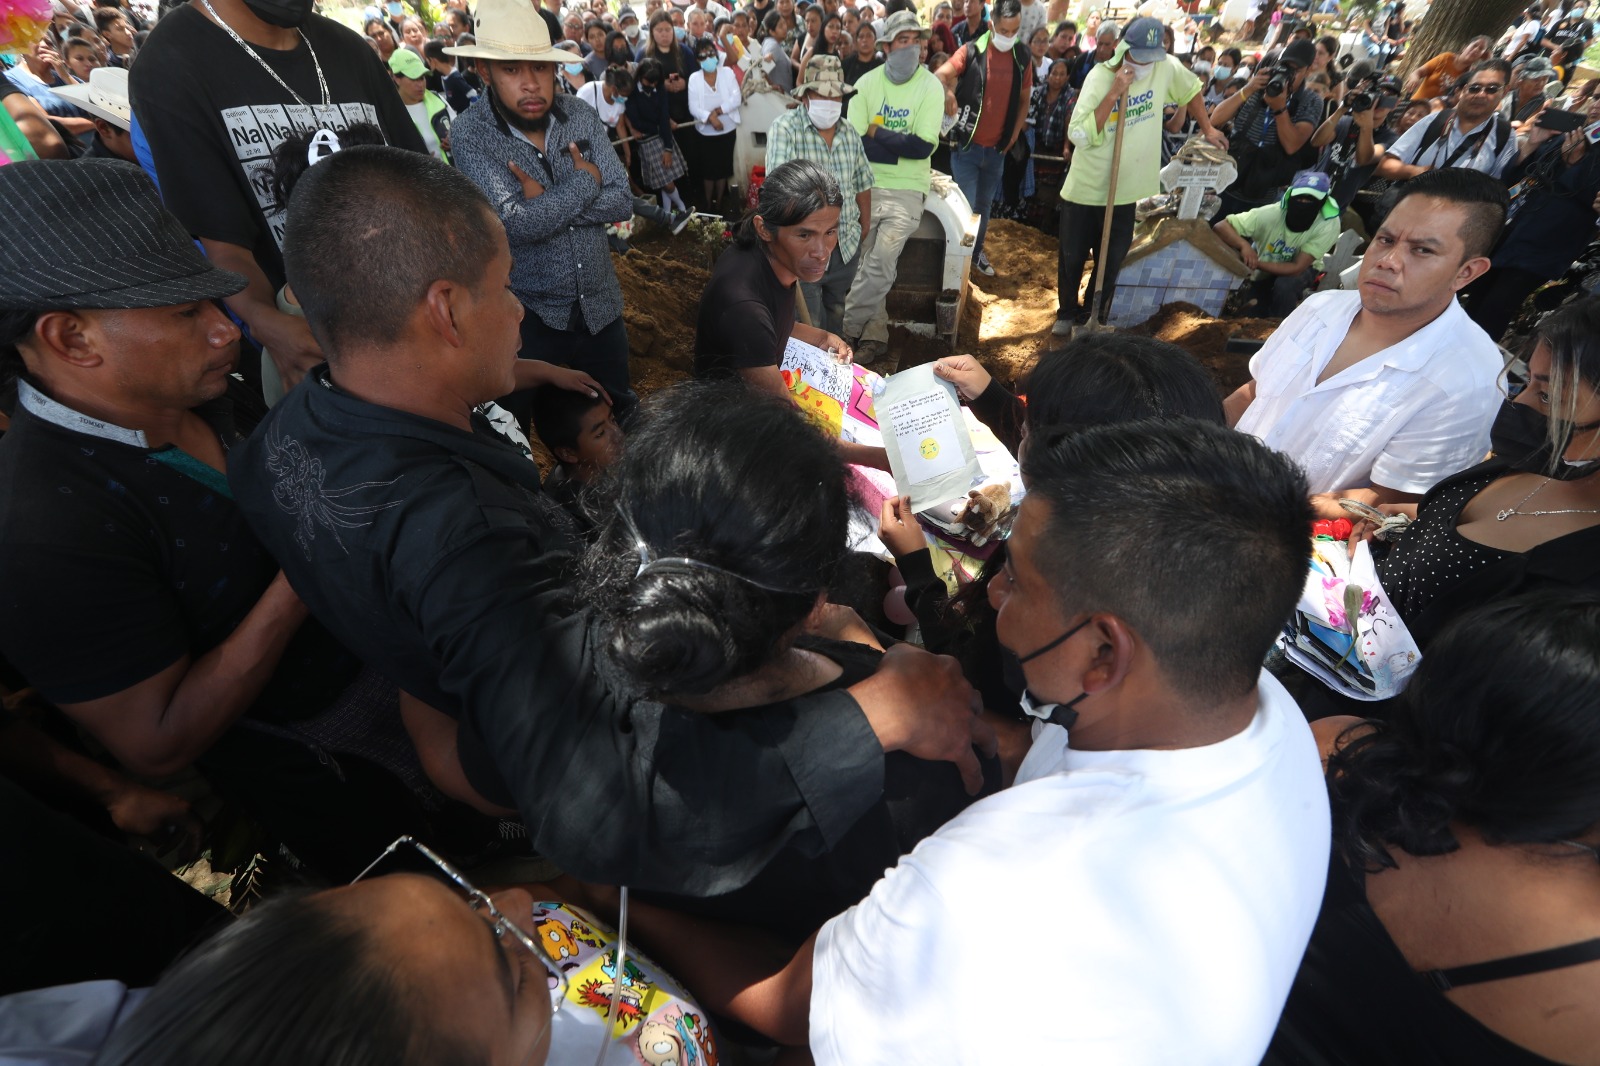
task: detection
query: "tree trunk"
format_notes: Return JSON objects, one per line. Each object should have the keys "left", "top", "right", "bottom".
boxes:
{"left": 1399, "top": 0, "right": 1527, "bottom": 77}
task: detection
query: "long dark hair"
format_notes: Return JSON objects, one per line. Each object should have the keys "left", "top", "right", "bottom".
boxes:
{"left": 646, "top": 10, "right": 686, "bottom": 74}
{"left": 1528, "top": 295, "right": 1600, "bottom": 472}
{"left": 736, "top": 158, "right": 843, "bottom": 249}
{"left": 579, "top": 382, "right": 852, "bottom": 698}
{"left": 1328, "top": 591, "right": 1600, "bottom": 872}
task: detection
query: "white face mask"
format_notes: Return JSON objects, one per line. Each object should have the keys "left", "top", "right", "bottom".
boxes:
{"left": 623, "top": 22, "right": 640, "bottom": 38}
{"left": 1123, "top": 59, "right": 1152, "bottom": 80}
{"left": 807, "top": 97, "right": 843, "bottom": 128}
{"left": 1192, "top": 59, "right": 1211, "bottom": 76}
{"left": 991, "top": 31, "right": 1016, "bottom": 51}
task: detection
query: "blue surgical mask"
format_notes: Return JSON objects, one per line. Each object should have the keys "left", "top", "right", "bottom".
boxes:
{"left": 674, "top": 25, "right": 688, "bottom": 39}
{"left": 564, "top": 61, "right": 584, "bottom": 75}
{"left": 1212, "top": 64, "right": 1232, "bottom": 80}
{"left": 700, "top": 56, "right": 718, "bottom": 72}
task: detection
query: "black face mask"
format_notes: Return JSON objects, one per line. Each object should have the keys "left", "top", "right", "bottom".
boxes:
{"left": 1491, "top": 397, "right": 1600, "bottom": 479}
{"left": 1491, "top": 398, "right": 1551, "bottom": 467}
{"left": 243, "top": 0, "right": 314, "bottom": 28}
{"left": 1284, "top": 195, "right": 1321, "bottom": 233}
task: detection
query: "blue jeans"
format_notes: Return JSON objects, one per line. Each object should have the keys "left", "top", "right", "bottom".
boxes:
{"left": 951, "top": 143, "right": 1006, "bottom": 258}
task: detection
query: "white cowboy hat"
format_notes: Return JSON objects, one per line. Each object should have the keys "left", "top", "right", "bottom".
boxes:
{"left": 51, "top": 66, "right": 131, "bottom": 130}
{"left": 445, "top": 0, "right": 571, "bottom": 62}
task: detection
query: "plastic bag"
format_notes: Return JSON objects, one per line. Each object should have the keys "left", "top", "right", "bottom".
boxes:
{"left": 1279, "top": 537, "right": 1421, "bottom": 701}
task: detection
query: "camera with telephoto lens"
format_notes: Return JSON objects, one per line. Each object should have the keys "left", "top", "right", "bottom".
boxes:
{"left": 1345, "top": 74, "right": 1392, "bottom": 114}
{"left": 1263, "top": 63, "right": 1288, "bottom": 98}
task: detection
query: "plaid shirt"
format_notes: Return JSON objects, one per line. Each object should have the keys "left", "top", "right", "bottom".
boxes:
{"left": 764, "top": 106, "right": 875, "bottom": 262}
{"left": 1029, "top": 83, "right": 1074, "bottom": 155}
{"left": 452, "top": 93, "right": 634, "bottom": 333}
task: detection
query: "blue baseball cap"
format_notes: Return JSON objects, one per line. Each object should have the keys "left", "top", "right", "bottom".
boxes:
{"left": 1122, "top": 16, "right": 1166, "bottom": 62}
{"left": 1288, "top": 170, "right": 1332, "bottom": 199}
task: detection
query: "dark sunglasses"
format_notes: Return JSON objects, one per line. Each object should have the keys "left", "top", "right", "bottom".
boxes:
{"left": 1463, "top": 82, "right": 1505, "bottom": 94}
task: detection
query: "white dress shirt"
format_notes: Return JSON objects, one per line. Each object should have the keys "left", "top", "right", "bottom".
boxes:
{"left": 810, "top": 673, "right": 1330, "bottom": 1066}
{"left": 1237, "top": 290, "right": 1504, "bottom": 495}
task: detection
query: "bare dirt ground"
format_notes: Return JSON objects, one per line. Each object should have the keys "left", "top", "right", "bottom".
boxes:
{"left": 617, "top": 218, "right": 1281, "bottom": 396}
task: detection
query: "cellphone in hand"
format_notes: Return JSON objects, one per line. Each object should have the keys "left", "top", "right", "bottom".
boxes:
{"left": 1538, "top": 107, "right": 1587, "bottom": 133}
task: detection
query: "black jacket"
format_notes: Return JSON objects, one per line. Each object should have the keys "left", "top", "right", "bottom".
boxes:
{"left": 229, "top": 369, "right": 886, "bottom": 893}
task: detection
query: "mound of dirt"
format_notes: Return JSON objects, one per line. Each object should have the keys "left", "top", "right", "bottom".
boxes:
{"left": 1122, "top": 301, "right": 1281, "bottom": 394}
{"left": 613, "top": 244, "right": 705, "bottom": 394}
{"left": 610, "top": 217, "right": 1283, "bottom": 400}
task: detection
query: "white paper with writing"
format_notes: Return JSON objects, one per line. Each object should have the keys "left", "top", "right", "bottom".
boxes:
{"left": 878, "top": 364, "right": 980, "bottom": 510}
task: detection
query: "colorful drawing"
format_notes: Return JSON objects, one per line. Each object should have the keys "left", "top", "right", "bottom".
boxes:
{"left": 780, "top": 337, "right": 885, "bottom": 446}
{"left": 575, "top": 949, "right": 652, "bottom": 1034}
{"left": 635, "top": 1005, "right": 720, "bottom": 1066}
{"left": 781, "top": 368, "right": 845, "bottom": 436}
{"left": 536, "top": 915, "right": 582, "bottom": 965}
{"left": 569, "top": 916, "right": 606, "bottom": 950}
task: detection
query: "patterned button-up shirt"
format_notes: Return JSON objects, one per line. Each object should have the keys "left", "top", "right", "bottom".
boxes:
{"left": 764, "top": 105, "right": 875, "bottom": 263}
{"left": 452, "top": 92, "right": 634, "bottom": 334}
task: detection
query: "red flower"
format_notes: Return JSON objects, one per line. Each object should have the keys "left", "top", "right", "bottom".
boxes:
{"left": 1330, "top": 518, "right": 1353, "bottom": 541}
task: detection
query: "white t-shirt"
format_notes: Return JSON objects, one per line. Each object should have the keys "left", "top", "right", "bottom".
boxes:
{"left": 1508, "top": 16, "right": 1543, "bottom": 55}
{"left": 810, "top": 672, "right": 1331, "bottom": 1066}
{"left": 576, "top": 79, "right": 625, "bottom": 128}
{"left": 1237, "top": 290, "right": 1503, "bottom": 495}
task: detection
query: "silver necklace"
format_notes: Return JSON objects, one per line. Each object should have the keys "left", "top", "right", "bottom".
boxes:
{"left": 1495, "top": 476, "right": 1600, "bottom": 521}
{"left": 199, "top": 0, "right": 330, "bottom": 108}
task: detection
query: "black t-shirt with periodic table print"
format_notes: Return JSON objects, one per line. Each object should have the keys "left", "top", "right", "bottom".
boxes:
{"left": 130, "top": 5, "right": 426, "bottom": 290}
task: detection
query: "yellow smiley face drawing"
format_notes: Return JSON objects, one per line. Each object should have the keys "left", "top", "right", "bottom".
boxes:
{"left": 919, "top": 438, "right": 940, "bottom": 460}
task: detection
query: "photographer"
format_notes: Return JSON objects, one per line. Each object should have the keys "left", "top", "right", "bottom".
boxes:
{"left": 1310, "top": 73, "right": 1400, "bottom": 211}
{"left": 1209, "top": 39, "right": 1324, "bottom": 218}
{"left": 1463, "top": 94, "right": 1600, "bottom": 342}
{"left": 1375, "top": 59, "right": 1517, "bottom": 183}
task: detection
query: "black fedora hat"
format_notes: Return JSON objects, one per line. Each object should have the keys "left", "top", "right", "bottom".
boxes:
{"left": 0, "top": 159, "right": 248, "bottom": 310}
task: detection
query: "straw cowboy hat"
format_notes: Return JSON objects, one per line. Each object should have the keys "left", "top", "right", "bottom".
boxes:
{"left": 51, "top": 66, "right": 133, "bottom": 130}
{"left": 792, "top": 53, "right": 853, "bottom": 99}
{"left": 445, "top": 0, "right": 571, "bottom": 63}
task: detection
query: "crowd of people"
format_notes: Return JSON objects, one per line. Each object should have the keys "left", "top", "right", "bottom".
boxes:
{"left": 4, "top": 0, "right": 1600, "bottom": 1064}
